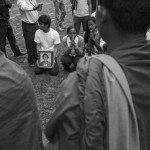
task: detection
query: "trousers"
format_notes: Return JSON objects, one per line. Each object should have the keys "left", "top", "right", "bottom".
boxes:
{"left": 61, "top": 54, "right": 83, "bottom": 69}
{"left": 73, "top": 15, "right": 89, "bottom": 35}
{"left": 0, "top": 20, "right": 21, "bottom": 56}
{"left": 22, "top": 21, "right": 38, "bottom": 64}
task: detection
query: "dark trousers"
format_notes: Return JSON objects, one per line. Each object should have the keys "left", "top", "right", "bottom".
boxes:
{"left": 61, "top": 54, "right": 83, "bottom": 69}
{"left": 7, "top": 21, "right": 21, "bottom": 56}
{"left": 22, "top": 21, "right": 38, "bottom": 64}
{"left": 35, "top": 58, "right": 59, "bottom": 76}
{"left": 73, "top": 15, "right": 89, "bottom": 35}
{"left": 0, "top": 20, "right": 21, "bottom": 56}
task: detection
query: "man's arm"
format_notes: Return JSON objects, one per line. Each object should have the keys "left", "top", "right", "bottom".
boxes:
{"left": 36, "top": 43, "right": 41, "bottom": 52}
{"left": 53, "top": 31, "right": 61, "bottom": 59}
{"left": 87, "top": 0, "right": 92, "bottom": 15}
{"left": 54, "top": 44, "right": 59, "bottom": 59}
{"left": 45, "top": 72, "right": 80, "bottom": 140}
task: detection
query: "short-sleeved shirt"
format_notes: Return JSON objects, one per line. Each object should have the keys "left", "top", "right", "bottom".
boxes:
{"left": 74, "top": 0, "right": 89, "bottom": 17}
{"left": 34, "top": 28, "right": 60, "bottom": 51}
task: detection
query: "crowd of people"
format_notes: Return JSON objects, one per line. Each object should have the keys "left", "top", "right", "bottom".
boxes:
{"left": 0, "top": 0, "right": 150, "bottom": 150}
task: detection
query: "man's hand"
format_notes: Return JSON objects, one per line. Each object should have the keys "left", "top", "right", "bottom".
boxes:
{"left": 33, "top": 4, "right": 42, "bottom": 11}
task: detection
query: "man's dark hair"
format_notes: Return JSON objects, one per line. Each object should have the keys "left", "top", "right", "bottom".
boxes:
{"left": 98, "top": 0, "right": 150, "bottom": 34}
{"left": 38, "top": 15, "right": 51, "bottom": 28}
{"left": 42, "top": 53, "right": 49, "bottom": 59}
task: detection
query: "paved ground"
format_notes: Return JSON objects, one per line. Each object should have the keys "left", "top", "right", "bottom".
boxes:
{"left": 7, "top": 0, "right": 73, "bottom": 146}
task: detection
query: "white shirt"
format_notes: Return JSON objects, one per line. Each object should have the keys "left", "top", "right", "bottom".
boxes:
{"left": 17, "top": 0, "right": 38, "bottom": 24}
{"left": 91, "top": 12, "right": 96, "bottom": 17}
{"left": 34, "top": 28, "right": 61, "bottom": 51}
{"left": 74, "top": 0, "right": 89, "bottom": 17}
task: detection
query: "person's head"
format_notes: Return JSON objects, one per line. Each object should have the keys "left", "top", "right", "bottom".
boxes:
{"left": 86, "top": 16, "right": 97, "bottom": 32}
{"left": 96, "top": 0, "right": 150, "bottom": 41}
{"left": 42, "top": 53, "right": 49, "bottom": 61}
{"left": 38, "top": 15, "right": 51, "bottom": 32}
{"left": 67, "top": 25, "right": 77, "bottom": 39}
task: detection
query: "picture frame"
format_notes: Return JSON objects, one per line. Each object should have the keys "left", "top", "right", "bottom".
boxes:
{"left": 38, "top": 51, "right": 54, "bottom": 68}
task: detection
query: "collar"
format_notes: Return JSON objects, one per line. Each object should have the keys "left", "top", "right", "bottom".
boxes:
{"left": 107, "top": 35, "right": 150, "bottom": 63}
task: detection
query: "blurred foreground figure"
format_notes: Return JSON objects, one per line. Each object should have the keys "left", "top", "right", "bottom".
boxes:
{"left": 0, "top": 51, "right": 44, "bottom": 150}
{"left": 45, "top": 0, "right": 150, "bottom": 150}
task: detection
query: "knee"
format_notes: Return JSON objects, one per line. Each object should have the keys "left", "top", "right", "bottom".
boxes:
{"left": 61, "top": 55, "right": 72, "bottom": 66}
{"left": 73, "top": 56, "right": 83, "bottom": 66}
{"left": 49, "top": 66, "right": 59, "bottom": 76}
{"left": 50, "top": 70, "right": 59, "bottom": 76}
{"left": 35, "top": 66, "right": 44, "bottom": 75}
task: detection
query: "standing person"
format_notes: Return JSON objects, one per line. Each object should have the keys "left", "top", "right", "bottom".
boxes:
{"left": 17, "top": 0, "right": 41, "bottom": 67}
{"left": 70, "top": 0, "right": 92, "bottom": 35}
{"left": 45, "top": 0, "right": 150, "bottom": 150}
{"left": 61, "top": 25, "right": 84, "bottom": 70}
{"left": 34, "top": 15, "right": 60, "bottom": 75}
{"left": 0, "top": 0, "right": 26, "bottom": 57}
{"left": 52, "top": 0, "right": 66, "bottom": 32}
{"left": 0, "top": 50, "right": 44, "bottom": 150}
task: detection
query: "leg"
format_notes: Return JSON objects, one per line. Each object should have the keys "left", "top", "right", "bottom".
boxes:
{"left": 82, "top": 16, "right": 89, "bottom": 33}
{"left": 0, "top": 21, "right": 8, "bottom": 55}
{"left": 53, "top": 0, "right": 60, "bottom": 28}
{"left": 22, "top": 22, "right": 38, "bottom": 65}
{"left": 59, "top": 2, "right": 66, "bottom": 27}
{"left": 61, "top": 54, "right": 72, "bottom": 70}
{"left": 48, "top": 58, "right": 59, "bottom": 76}
{"left": 35, "top": 63, "right": 44, "bottom": 74}
{"left": 73, "top": 16, "right": 82, "bottom": 35}
{"left": 72, "top": 55, "right": 83, "bottom": 67}
{"left": 7, "top": 21, "right": 21, "bottom": 56}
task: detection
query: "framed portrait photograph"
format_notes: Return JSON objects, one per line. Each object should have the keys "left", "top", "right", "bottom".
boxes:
{"left": 38, "top": 51, "right": 54, "bottom": 68}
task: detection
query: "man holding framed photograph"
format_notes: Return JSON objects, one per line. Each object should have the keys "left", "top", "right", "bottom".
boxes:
{"left": 34, "top": 14, "right": 60, "bottom": 75}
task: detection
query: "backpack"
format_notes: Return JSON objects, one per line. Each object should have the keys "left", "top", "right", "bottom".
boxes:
{"left": 78, "top": 55, "right": 140, "bottom": 150}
